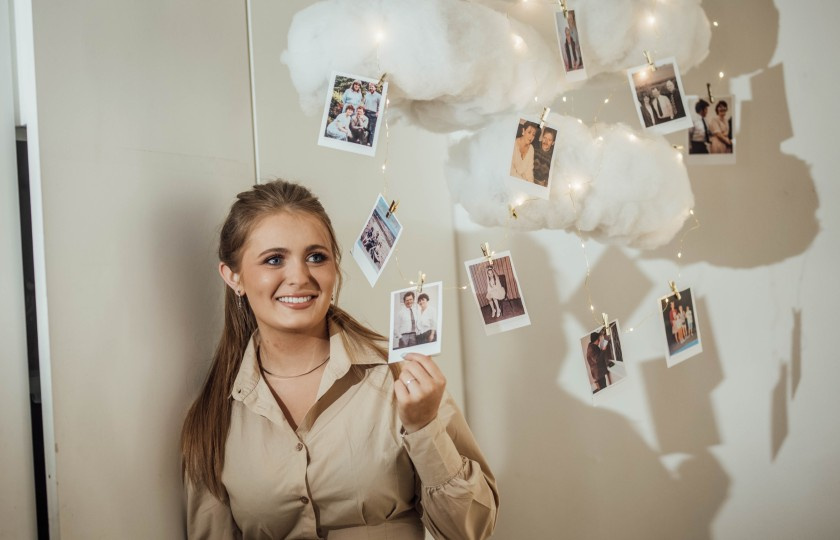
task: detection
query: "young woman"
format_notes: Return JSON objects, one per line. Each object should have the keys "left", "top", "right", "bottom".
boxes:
{"left": 325, "top": 104, "right": 354, "bottom": 141}
{"left": 510, "top": 121, "right": 538, "bottom": 183}
{"left": 484, "top": 266, "right": 506, "bottom": 319}
{"left": 415, "top": 292, "right": 437, "bottom": 344}
{"left": 181, "top": 180, "right": 498, "bottom": 539}
{"left": 709, "top": 100, "right": 733, "bottom": 153}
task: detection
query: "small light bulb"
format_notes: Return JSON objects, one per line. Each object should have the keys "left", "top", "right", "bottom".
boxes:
{"left": 713, "top": 21, "right": 719, "bottom": 27}
{"left": 534, "top": 96, "right": 539, "bottom": 102}
{"left": 719, "top": 71, "right": 725, "bottom": 79}
{"left": 577, "top": 119, "right": 583, "bottom": 124}
{"left": 689, "top": 209, "right": 695, "bottom": 216}
{"left": 374, "top": 30, "right": 385, "bottom": 43}
{"left": 628, "top": 133, "right": 637, "bottom": 141}
{"left": 381, "top": 164, "right": 387, "bottom": 171}
{"left": 604, "top": 98, "right": 610, "bottom": 104}
{"left": 647, "top": 14, "right": 656, "bottom": 25}
{"left": 629, "top": 328, "right": 635, "bottom": 333}
{"left": 677, "top": 252, "right": 683, "bottom": 258}
{"left": 511, "top": 33, "right": 524, "bottom": 49}
{"left": 562, "top": 96, "right": 567, "bottom": 103}
{"left": 597, "top": 136, "right": 604, "bottom": 142}
{"left": 590, "top": 305, "right": 595, "bottom": 311}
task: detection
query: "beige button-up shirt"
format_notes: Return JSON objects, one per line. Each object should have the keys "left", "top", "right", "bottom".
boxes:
{"left": 186, "top": 329, "right": 498, "bottom": 539}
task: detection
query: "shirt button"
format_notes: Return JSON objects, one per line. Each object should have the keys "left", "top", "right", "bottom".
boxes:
{"left": 300, "top": 496, "right": 309, "bottom": 505}
{"left": 295, "top": 442, "right": 304, "bottom": 451}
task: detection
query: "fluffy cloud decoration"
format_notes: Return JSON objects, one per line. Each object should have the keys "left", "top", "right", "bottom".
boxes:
{"left": 446, "top": 114, "right": 694, "bottom": 249}
{"left": 282, "top": 0, "right": 561, "bottom": 132}
{"left": 571, "top": 0, "right": 711, "bottom": 77}
{"left": 282, "top": 0, "right": 710, "bottom": 132}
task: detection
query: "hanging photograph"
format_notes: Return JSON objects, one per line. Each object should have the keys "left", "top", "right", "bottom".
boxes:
{"left": 659, "top": 287, "right": 703, "bottom": 367}
{"left": 579, "top": 319, "right": 627, "bottom": 397}
{"left": 388, "top": 282, "right": 443, "bottom": 363}
{"left": 553, "top": 9, "right": 587, "bottom": 82}
{"left": 318, "top": 71, "right": 388, "bottom": 157}
{"left": 464, "top": 251, "right": 531, "bottom": 335}
{"left": 685, "top": 94, "right": 736, "bottom": 165}
{"left": 351, "top": 194, "right": 403, "bottom": 286}
{"left": 508, "top": 117, "right": 556, "bottom": 199}
{"left": 627, "top": 57, "right": 692, "bottom": 134}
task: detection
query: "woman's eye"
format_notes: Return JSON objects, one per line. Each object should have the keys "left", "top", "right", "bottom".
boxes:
{"left": 307, "top": 252, "right": 328, "bottom": 263}
{"left": 265, "top": 255, "right": 283, "bottom": 266}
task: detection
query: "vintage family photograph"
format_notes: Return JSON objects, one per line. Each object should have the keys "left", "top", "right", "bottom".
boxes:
{"left": 627, "top": 57, "right": 692, "bottom": 134}
{"left": 553, "top": 9, "right": 587, "bottom": 81}
{"left": 659, "top": 287, "right": 703, "bottom": 367}
{"left": 579, "top": 319, "right": 627, "bottom": 397}
{"left": 351, "top": 194, "right": 402, "bottom": 286}
{"left": 686, "top": 94, "right": 736, "bottom": 165}
{"left": 508, "top": 118, "right": 557, "bottom": 199}
{"left": 388, "top": 282, "right": 443, "bottom": 363}
{"left": 464, "top": 252, "right": 531, "bottom": 335}
{"left": 318, "top": 71, "right": 388, "bottom": 157}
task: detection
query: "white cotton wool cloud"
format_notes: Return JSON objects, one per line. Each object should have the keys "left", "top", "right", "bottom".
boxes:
{"left": 281, "top": 0, "right": 561, "bottom": 132}
{"left": 572, "top": 0, "right": 711, "bottom": 77}
{"left": 446, "top": 115, "right": 694, "bottom": 249}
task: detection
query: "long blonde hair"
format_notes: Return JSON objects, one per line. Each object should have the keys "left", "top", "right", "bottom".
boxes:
{"left": 180, "top": 180, "right": 388, "bottom": 499}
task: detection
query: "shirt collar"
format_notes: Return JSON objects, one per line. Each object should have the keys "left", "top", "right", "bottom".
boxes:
{"left": 231, "top": 323, "right": 387, "bottom": 403}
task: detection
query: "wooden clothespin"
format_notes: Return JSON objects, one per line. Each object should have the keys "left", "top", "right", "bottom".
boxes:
{"left": 377, "top": 73, "right": 387, "bottom": 87}
{"left": 643, "top": 50, "right": 657, "bottom": 71}
{"left": 706, "top": 82, "right": 716, "bottom": 103}
{"left": 415, "top": 271, "right": 426, "bottom": 294}
{"left": 480, "top": 242, "right": 494, "bottom": 267}
{"left": 669, "top": 280, "right": 682, "bottom": 301}
{"left": 385, "top": 199, "right": 399, "bottom": 218}
{"left": 539, "top": 107, "right": 551, "bottom": 130}
{"left": 558, "top": 0, "right": 568, "bottom": 19}
{"left": 602, "top": 313, "right": 612, "bottom": 337}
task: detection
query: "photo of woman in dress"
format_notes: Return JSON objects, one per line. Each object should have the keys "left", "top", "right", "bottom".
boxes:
{"left": 464, "top": 253, "right": 531, "bottom": 335}
{"left": 485, "top": 266, "right": 506, "bottom": 319}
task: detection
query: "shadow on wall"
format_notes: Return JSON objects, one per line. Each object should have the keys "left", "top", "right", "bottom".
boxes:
{"left": 651, "top": 0, "right": 819, "bottom": 269}
{"left": 461, "top": 234, "right": 730, "bottom": 539}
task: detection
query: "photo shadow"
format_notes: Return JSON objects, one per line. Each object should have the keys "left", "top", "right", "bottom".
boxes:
{"left": 458, "top": 233, "right": 730, "bottom": 538}
{"left": 771, "top": 363, "right": 789, "bottom": 461}
{"left": 790, "top": 308, "right": 802, "bottom": 399}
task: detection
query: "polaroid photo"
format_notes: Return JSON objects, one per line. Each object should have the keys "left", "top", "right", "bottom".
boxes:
{"left": 388, "top": 282, "right": 443, "bottom": 363}
{"left": 464, "top": 251, "right": 531, "bottom": 335}
{"left": 553, "top": 9, "right": 587, "bottom": 81}
{"left": 659, "top": 287, "right": 703, "bottom": 367}
{"left": 318, "top": 71, "right": 388, "bottom": 157}
{"left": 351, "top": 194, "right": 403, "bottom": 286}
{"left": 627, "top": 57, "right": 692, "bottom": 135}
{"left": 508, "top": 118, "right": 556, "bottom": 199}
{"left": 579, "top": 319, "right": 628, "bottom": 398}
{"left": 685, "top": 94, "right": 736, "bottom": 166}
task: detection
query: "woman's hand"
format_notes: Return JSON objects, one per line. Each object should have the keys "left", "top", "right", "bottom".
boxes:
{"left": 394, "top": 353, "right": 446, "bottom": 434}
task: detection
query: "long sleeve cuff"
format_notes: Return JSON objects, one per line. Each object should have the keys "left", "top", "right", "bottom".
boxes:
{"left": 402, "top": 416, "right": 464, "bottom": 487}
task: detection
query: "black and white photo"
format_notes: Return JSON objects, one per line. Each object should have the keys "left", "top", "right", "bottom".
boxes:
{"left": 628, "top": 58, "right": 692, "bottom": 134}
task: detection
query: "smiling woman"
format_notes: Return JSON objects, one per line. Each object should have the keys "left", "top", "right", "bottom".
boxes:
{"left": 180, "top": 180, "right": 498, "bottom": 539}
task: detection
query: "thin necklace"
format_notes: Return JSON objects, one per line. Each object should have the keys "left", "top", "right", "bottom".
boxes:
{"left": 259, "top": 353, "right": 330, "bottom": 379}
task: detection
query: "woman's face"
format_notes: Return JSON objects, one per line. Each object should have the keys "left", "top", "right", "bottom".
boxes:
{"left": 418, "top": 298, "right": 428, "bottom": 311}
{"left": 353, "top": 83, "right": 360, "bottom": 91}
{"left": 345, "top": 108, "right": 354, "bottom": 116}
{"left": 232, "top": 211, "right": 337, "bottom": 338}
{"left": 486, "top": 267, "right": 494, "bottom": 277}
{"left": 523, "top": 126, "right": 537, "bottom": 144}
{"left": 717, "top": 104, "right": 727, "bottom": 117}
{"left": 643, "top": 95, "right": 650, "bottom": 105}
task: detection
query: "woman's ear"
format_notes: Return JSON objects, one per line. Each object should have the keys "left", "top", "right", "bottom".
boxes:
{"left": 219, "top": 262, "right": 242, "bottom": 295}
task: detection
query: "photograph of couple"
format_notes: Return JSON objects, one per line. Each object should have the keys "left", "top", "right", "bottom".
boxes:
{"left": 580, "top": 320, "right": 627, "bottom": 396}
{"left": 687, "top": 95, "right": 736, "bottom": 165}
{"left": 509, "top": 118, "right": 557, "bottom": 198}
{"left": 389, "top": 283, "right": 443, "bottom": 362}
{"left": 319, "top": 72, "right": 387, "bottom": 157}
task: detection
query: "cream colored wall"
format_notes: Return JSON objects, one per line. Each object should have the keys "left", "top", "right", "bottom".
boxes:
{"left": 29, "top": 0, "right": 254, "bottom": 537}
{"left": 248, "top": 0, "right": 467, "bottom": 408}
{"left": 0, "top": 0, "right": 37, "bottom": 536}
{"left": 455, "top": 0, "right": 840, "bottom": 538}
